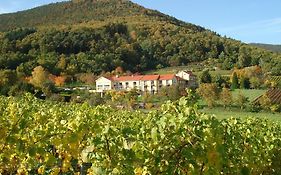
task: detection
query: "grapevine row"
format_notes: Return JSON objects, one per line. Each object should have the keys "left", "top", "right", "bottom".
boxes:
{"left": 0, "top": 94, "right": 280, "bottom": 174}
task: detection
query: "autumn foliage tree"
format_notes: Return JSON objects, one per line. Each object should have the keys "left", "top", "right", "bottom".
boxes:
{"left": 29, "top": 66, "right": 55, "bottom": 95}
{"left": 76, "top": 73, "right": 96, "bottom": 85}
{"left": 197, "top": 83, "right": 219, "bottom": 107}
{"left": 29, "top": 66, "right": 49, "bottom": 88}
{"left": 220, "top": 87, "right": 233, "bottom": 108}
{"left": 53, "top": 76, "right": 67, "bottom": 87}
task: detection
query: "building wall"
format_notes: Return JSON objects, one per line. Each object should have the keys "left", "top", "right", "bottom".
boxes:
{"left": 140, "top": 80, "right": 158, "bottom": 93}
{"left": 96, "top": 72, "right": 196, "bottom": 93}
{"left": 114, "top": 80, "right": 141, "bottom": 91}
{"left": 159, "top": 78, "right": 176, "bottom": 87}
{"left": 96, "top": 77, "right": 113, "bottom": 92}
{"left": 176, "top": 71, "right": 197, "bottom": 88}
{"left": 176, "top": 71, "right": 190, "bottom": 80}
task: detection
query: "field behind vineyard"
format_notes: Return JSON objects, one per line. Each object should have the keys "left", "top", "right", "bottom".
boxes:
{"left": 202, "top": 107, "right": 281, "bottom": 123}
{"left": 0, "top": 94, "right": 281, "bottom": 174}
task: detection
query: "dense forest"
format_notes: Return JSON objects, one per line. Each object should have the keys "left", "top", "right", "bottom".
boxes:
{"left": 0, "top": 0, "right": 280, "bottom": 78}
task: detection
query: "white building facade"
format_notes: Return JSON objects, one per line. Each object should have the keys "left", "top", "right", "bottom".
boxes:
{"left": 96, "top": 71, "right": 197, "bottom": 93}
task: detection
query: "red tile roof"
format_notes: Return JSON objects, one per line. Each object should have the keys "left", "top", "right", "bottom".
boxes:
{"left": 141, "top": 75, "right": 160, "bottom": 81}
{"left": 111, "top": 75, "right": 143, "bottom": 81}
{"left": 107, "top": 73, "right": 184, "bottom": 82}
{"left": 159, "top": 74, "right": 176, "bottom": 80}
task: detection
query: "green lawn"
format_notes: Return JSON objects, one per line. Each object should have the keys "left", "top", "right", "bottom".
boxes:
{"left": 201, "top": 107, "right": 281, "bottom": 123}
{"left": 144, "top": 64, "right": 232, "bottom": 77}
{"left": 200, "top": 89, "right": 281, "bottom": 123}
{"left": 195, "top": 70, "right": 232, "bottom": 77}
{"left": 231, "top": 89, "right": 266, "bottom": 101}
{"left": 198, "top": 89, "right": 266, "bottom": 106}
{"left": 144, "top": 65, "right": 195, "bottom": 75}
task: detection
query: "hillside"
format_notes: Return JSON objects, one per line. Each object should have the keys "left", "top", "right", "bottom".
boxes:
{"left": 0, "top": 0, "right": 202, "bottom": 32}
{"left": 0, "top": 0, "right": 280, "bottom": 77}
{"left": 250, "top": 43, "right": 281, "bottom": 53}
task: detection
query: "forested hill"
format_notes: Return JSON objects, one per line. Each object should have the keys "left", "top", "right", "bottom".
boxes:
{"left": 0, "top": 0, "right": 280, "bottom": 76}
{"left": 250, "top": 43, "right": 281, "bottom": 53}
{"left": 0, "top": 0, "right": 202, "bottom": 32}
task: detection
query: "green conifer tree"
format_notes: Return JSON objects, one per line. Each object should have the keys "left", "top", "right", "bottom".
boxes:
{"left": 231, "top": 72, "right": 239, "bottom": 90}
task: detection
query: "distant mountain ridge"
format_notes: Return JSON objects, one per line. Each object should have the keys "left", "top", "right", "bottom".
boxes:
{"left": 250, "top": 43, "right": 281, "bottom": 53}
{"left": 0, "top": 0, "right": 280, "bottom": 76}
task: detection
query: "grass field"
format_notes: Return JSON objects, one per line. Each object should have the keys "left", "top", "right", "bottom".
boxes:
{"left": 201, "top": 107, "right": 281, "bottom": 123}
{"left": 199, "top": 89, "right": 281, "bottom": 123}
{"left": 144, "top": 65, "right": 197, "bottom": 75}
{"left": 144, "top": 65, "right": 232, "bottom": 77}
{"left": 198, "top": 89, "right": 267, "bottom": 106}
{"left": 231, "top": 89, "right": 266, "bottom": 101}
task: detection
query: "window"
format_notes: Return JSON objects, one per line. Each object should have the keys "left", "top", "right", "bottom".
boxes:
{"left": 118, "top": 84, "right": 123, "bottom": 89}
{"left": 104, "top": 85, "right": 110, "bottom": 90}
{"left": 97, "top": 85, "right": 103, "bottom": 90}
{"left": 159, "top": 80, "right": 162, "bottom": 85}
{"left": 151, "top": 81, "right": 154, "bottom": 85}
{"left": 125, "top": 82, "right": 129, "bottom": 89}
{"left": 133, "top": 82, "right": 137, "bottom": 88}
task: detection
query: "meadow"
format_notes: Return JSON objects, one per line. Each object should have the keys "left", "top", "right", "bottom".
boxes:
{"left": 202, "top": 107, "right": 281, "bottom": 123}
{"left": 200, "top": 89, "right": 281, "bottom": 123}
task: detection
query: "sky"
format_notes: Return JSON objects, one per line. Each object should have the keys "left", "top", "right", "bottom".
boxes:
{"left": 0, "top": 0, "right": 280, "bottom": 44}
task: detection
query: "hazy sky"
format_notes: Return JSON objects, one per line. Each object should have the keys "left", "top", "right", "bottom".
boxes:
{"left": 0, "top": 0, "right": 280, "bottom": 44}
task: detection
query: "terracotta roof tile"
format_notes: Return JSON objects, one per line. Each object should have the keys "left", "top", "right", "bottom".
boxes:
{"left": 112, "top": 75, "right": 143, "bottom": 81}
{"left": 159, "top": 74, "right": 176, "bottom": 80}
{"left": 141, "top": 75, "right": 160, "bottom": 81}
{"left": 108, "top": 74, "right": 185, "bottom": 82}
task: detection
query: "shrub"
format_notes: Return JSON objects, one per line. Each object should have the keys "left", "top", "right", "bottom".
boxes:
{"left": 270, "top": 104, "right": 281, "bottom": 113}
{"left": 145, "top": 102, "right": 154, "bottom": 109}
{"left": 236, "top": 92, "right": 249, "bottom": 109}
{"left": 220, "top": 87, "right": 232, "bottom": 108}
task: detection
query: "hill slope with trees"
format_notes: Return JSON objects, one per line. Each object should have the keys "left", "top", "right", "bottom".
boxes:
{"left": 250, "top": 43, "right": 281, "bottom": 53}
{"left": 0, "top": 0, "right": 200, "bottom": 32}
{"left": 0, "top": 0, "right": 280, "bottom": 78}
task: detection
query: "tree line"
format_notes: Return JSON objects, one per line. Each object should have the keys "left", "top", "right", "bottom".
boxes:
{"left": 0, "top": 23, "right": 280, "bottom": 77}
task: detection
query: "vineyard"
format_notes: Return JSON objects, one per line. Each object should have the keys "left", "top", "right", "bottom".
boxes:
{"left": 270, "top": 76, "right": 281, "bottom": 82}
{"left": 269, "top": 76, "right": 281, "bottom": 87}
{"left": 0, "top": 94, "right": 281, "bottom": 174}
